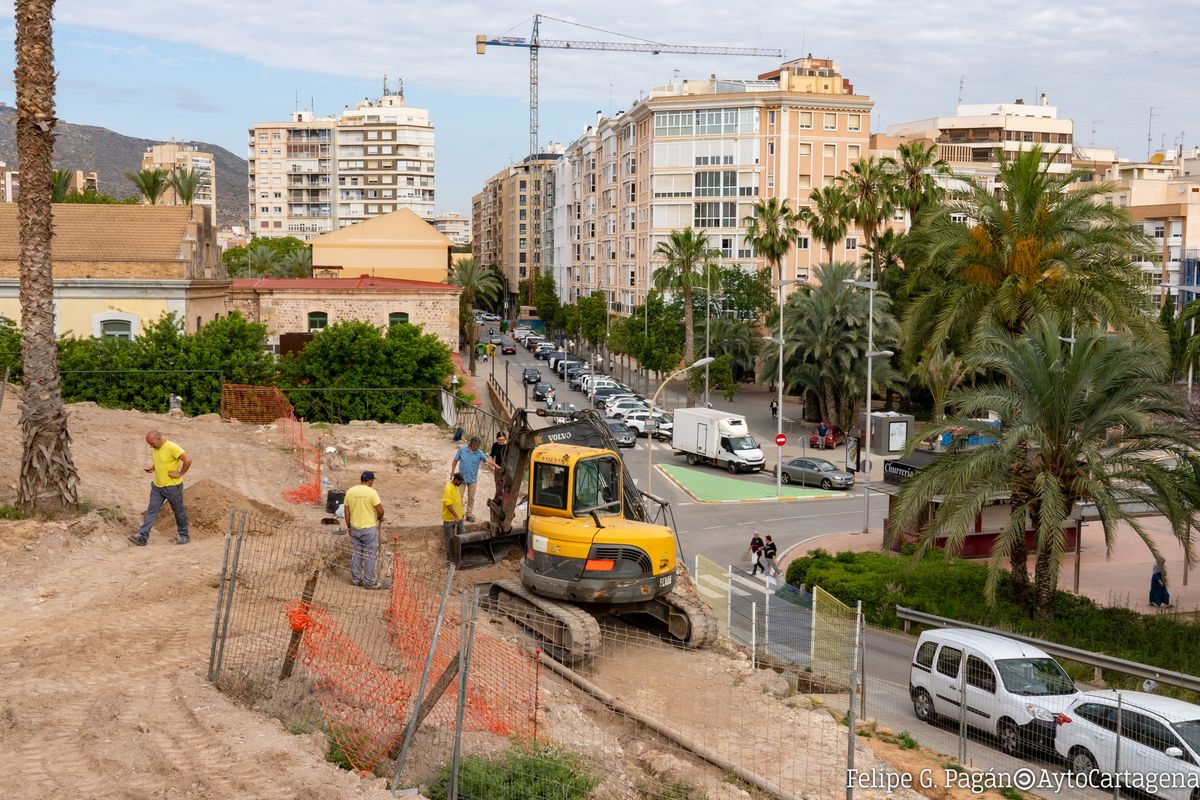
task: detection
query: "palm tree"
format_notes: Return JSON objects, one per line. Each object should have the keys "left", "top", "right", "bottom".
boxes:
{"left": 14, "top": 0, "right": 80, "bottom": 511}
{"left": 837, "top": 156, "right": 898, "bottom": 263}
{"left": 242, "top": 243, "right": 278, "bottom": 276}
{"left": 901, "top": 146, "right": 1155, "bottom": 363}
{"left": 169, "top": 167, "right": 205, "bottom": 205}
{"left": 894, "top": 141, "right": 949, "bottom": 227}
{"left": 51, "top": 168, "right": 72, "bottom": 203}
{"left": 799, "top": 186, "right": 849, "bottom": 263}
{"left": 760, "top": 262, "right": 900, "bottom": 428}
{"left": 449, "top": 257, "right": 502, "bottom": 376}
{"left": 697, "top": 316, "right": 759, "bottom": 381}
{"left": 912, "top": 347, "right": 973, "bottom": 422}
{"left": 653, "top": 228, "right": 718, "bottom": 405}
{"left": 888, "top": 313, "right": 1200, "bottom": 618}
{"left": 272, "top": 248, "right": 312, "bottom": 278}
{"left": 124, "top": 168, "right": 170, "bottom": 205}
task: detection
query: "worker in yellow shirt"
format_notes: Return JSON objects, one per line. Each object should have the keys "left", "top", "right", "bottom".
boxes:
{"left": 129, "top": 430, "right": 192, "bottom": 546}
{"left": 344, "top": 471, "right": 389, "bottom": 589}
{"left": 442, "top": 473, "right": 465, "bottom": 555}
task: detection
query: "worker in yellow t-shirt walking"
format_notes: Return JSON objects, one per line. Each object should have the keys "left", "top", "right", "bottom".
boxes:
{"left": 442, "top": 473, "right": 465, "bottom": 555}
{"left": 344, "top": 471, "right": 389, "bottom": 589}
{"left": 129, "top": 430, "right": 192, "bottom": 546}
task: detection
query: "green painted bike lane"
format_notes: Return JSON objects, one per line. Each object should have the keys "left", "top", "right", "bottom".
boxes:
{"left": 658, "top": 464, "right": 839, "bottom": 503}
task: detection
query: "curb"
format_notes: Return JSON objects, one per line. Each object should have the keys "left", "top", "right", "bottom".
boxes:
{"left": 777, "top": 529, "right": 882, "bottom": 568}
{"left": 656, "top": 465, "right": 841, "bottom": 505}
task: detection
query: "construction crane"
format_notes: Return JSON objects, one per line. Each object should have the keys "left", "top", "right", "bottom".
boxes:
{"left": 477, "top": 14, "right": 784, "bottom": 157}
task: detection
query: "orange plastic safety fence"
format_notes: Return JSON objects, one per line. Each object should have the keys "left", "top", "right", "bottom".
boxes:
{"left": 281, "top": 557, "right": 541, "bottom": 775}
{"left": 220, "top": 384, "right": 321, "bottom": 504}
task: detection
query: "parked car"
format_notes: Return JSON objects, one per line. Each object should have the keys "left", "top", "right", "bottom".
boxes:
{"left": 556, "top": 360, "right": 582, "bottom": 378}
{"left": 910, "top": 628, "right": 1078, "bottom": 756}
{"left": 545, "top": 351, "right": 566, "bottom": 368}
{"left": 606, "top": 399, "right": 649, "bottom": 419}
{"left": 522, "top": 368, "right": 541, "bottom": 384}
{"left": 780, "top": 457, "right": 854, "bottom": 490}
{"left": 622, "top": 410, "right": 666, "bottom": 437}
{"left": 533, "top": 381, "right": 554, "bottom": 401}
{"left": 534, "top": 346, "right": 556, "bottom": 360}
{"left": 592, "top": 387, "right": 622, "bottom": 408}
{"left": 501, "top": 341, "right": 517, "bottom": 355}
{"left": 480, "top": 312, "right": 500, "bottom": 322}
{"left": 525, "top": 337, "right": 546, "bottom": 351}
{"left": 1055, "top": 690, "right": 1200, "bottom": 799}
{"left": 488, "top": 335, "right": 503, "bottom": 346}
{"left": 809, "top": 424, "right": 847, "bottom": 450}
{"left": 569, "top": 371, "right": 594, "bottom": 391}
{"left": 605, "top": 419, "right": 637, "bottom": 448}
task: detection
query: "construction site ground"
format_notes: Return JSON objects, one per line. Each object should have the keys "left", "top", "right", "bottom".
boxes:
{"left": 0, "top": 391, "right": 999, "bottom": 800}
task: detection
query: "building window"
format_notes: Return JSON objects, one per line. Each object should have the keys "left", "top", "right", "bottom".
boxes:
{"left": 848, "top": 145, "right": 861, "bottom": 161}
{"left": 848, "top": 114, "right": 861, "bottom": 132}
{"left": 797, "top": 236, "right": 809, "bottom": 250}
{"left": 307, "top": 311, "right": 329, "bottom": 331}
{"left": 846, "top": 236, "right": 858, "bottom": 251}
{"left": 768, "top": 110, "right": 776, "bottom": 124}
{"left": 100, "top": 319, "right": 132, "bottom": 340}
{"left": 823, "top": 144, "right": 836, "bottom": 159}
{"left": 388, "top": 312, "right": 410, "bottom": 327}
{"left": 798, "top": 111, "right": 812, "bottom": 129}
{"left": 798, "top": 143, "right": 811, "bottom": 157}
{"left": 823, "top": 113, "right": 837, "bottom": 130}
{"left": 1154, "top": 224, "right": 1165, "bottom": 239}
{"left": 768, "top": 141, "right": 775, "bottom": 156}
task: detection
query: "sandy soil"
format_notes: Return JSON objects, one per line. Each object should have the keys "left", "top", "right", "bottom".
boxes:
{"left": 0, "top": 390, "right": 944, "bottom": 799}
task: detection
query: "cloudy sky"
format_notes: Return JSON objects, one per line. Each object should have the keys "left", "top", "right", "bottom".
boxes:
{"left": 0, "top": 1, "right": 1195, "bottom": 218}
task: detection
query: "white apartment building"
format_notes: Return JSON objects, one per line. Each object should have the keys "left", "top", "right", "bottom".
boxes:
{"left": 142, "top": 142, "right": 216, "bottom": 212}
{"left": 429, "top": 212, "right": 471, "bottom": 246}
{"left": 887, "top": 95, "right": 1074, "bottom": 178}
{"left": 541, "top": 56, "right": 873, "bottom": 311}
{"left": 248, "top": 90, "right": 435, "bottom": 240}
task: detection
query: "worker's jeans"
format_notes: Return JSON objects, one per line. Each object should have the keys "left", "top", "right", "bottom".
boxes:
{"left": 442, "top": 520, "right": 464, "bottom": 554}
{"left": 349, "top": 525, "right": 379, "bottom": 586}
{"left": 138, "top": 483, "right": 188, "bottom": 540}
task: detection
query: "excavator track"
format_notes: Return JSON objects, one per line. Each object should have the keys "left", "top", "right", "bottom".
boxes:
{"left": 660, "top": 573, "right": 720, "bottom": 649}
{"left": 487, "top": 579, "right": 602, "bottom": 666}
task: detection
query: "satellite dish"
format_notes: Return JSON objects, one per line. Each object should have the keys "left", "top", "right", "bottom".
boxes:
{"left": 1143, "top": 679, "right": 1158, "bottom": 693}
{"left": 1150, "top": 152, "right": 1166, "bottom": 164}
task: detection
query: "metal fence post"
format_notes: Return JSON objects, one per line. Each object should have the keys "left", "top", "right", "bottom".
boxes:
{"left": 449, "top": 586, "right": 480, "bottom": 800}
{"left": 958, "top": 660, "right": 968, "bottom": 765}
{"left": 213, "top": 511, "right": 249, "bottom": 680}
{"left": 206, "top": 509, "right": 238, "bottom": 682}
{"left": 1113, "top": 692, "right": 1123, "bottom": 800}
{"left": 764, "top": 591, "right": 770, "bottom": 659}
{"left": 845, "top": 600, "right": 862, "bottom": 800}
{"left": 0, "top": 365, "right": 9, "bottom": 411}
{"left": 751, "top": 601, "right": 758, "bottom": 669}
{"left": 727, "top": 565, "right": 733, "bottom": 635}
{"left": 810, "top": 588, "right": 819, "bottom": 666}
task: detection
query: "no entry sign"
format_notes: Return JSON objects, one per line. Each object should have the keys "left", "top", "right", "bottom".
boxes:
{"left": 775, "top": 433, "right": 787, "bottom": 446}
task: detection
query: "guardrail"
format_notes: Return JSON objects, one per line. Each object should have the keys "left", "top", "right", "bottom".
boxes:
{"left": 487, "top": 375, "right": 517, "bottom": 421}
{"left": 895, "top": 605, "right": 1200, "bottom": 693}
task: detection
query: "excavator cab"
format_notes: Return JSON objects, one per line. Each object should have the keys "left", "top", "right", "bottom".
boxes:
{"left": 520, "top": 443, "right": 677, "bottom": 604}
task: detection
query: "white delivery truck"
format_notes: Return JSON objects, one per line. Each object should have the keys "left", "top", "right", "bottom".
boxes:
{"left": 671, "top": 408, "right": 766, "bottom": 474}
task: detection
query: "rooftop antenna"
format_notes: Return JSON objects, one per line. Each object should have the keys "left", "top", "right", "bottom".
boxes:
{"left": 1147, "top": 106, "right": 1160, "bottom": 161}
{"left": 397, "top": 77, "right": 404, "bottom": 100}
{"left": 383, "top": 73, "right": 389, "bottom": 96}
{"left": 1089, "top": 120, "right": 1102, "bottom": 146}
{"left": 294, "top": 89, "right": 299, "bottom": 113}
{"left": 957, "top": 74, "right": 964, "bottom": 104}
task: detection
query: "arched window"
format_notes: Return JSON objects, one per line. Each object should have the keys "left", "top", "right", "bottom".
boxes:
{"left": 388, "top": 311, "right": 410, "bottom": 327}
{"left": 91, "top": 312, "right": 139, "bottom": 341}
{"left": 307, "top": 311, "right": 328, "bottom": 331}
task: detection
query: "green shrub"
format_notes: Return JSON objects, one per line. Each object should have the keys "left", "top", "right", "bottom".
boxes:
{"left": 425, "top": 743, "right": 599, "bottom": 800}
{"left": 787, "top": 549, "right": 1200, "bottom": 677}
{"left": 0, "top": 504, "right": 24, "bottom": 520}
{"left": 0, "top": 314, "right": 19, "bottom": 381}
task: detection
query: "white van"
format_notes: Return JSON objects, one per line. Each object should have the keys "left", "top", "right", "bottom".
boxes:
{"left": 909, "top": 628, "right": 1078, "bottom": 757}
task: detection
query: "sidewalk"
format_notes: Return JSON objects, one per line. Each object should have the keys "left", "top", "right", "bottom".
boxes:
{"left": 783, "top": 516, "right": 1200, "bottom": 614}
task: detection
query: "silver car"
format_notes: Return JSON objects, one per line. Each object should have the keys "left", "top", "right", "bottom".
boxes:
{"left": 780, "top": 457, "right": 854, "bottom": 490}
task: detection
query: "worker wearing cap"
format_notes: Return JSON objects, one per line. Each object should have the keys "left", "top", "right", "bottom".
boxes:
{"left": 344, "top": 470, "right": 388, "bottom": 589}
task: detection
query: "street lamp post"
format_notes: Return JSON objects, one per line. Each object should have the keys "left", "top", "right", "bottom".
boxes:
{"left": 768, "top": 279, "right": 800, "bottom": 497}
{"left": 704, "top": 268, "right": 712, "bottom": 408}
{"left": 647, "top": 356, "right": 715, "bottom": 494}
{"left": 844, "top": 276, "right": 891, "bottom": 535}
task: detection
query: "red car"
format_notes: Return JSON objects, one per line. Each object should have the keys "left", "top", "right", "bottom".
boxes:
{"left": 809, "top": 425, "right": 846, "bottom": 450}
{"left": 500, "top": 342, "right": 516, "bottom": 355}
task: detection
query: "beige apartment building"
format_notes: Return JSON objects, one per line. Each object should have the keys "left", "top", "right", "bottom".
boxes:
{"left": 537, "top": 56, "right": 872, "bottom": 312}
{"left": 141, "top": 142, "right": 216, "bottom": 212}
{"left": 472, "top": 149, "right": 563, "bottom": 307}
{"left": 248, "top": 88, "right": 435, "bottom": 240}
{"left": 429, "top": 212, "right": 471, "bottom": 246}
{"left": 0, "top": 163, "right": 97, "bottom": 201}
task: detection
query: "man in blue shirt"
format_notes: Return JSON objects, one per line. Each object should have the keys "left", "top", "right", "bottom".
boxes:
{"left": 451, "top": 435, "right": 498, "bottom": 522}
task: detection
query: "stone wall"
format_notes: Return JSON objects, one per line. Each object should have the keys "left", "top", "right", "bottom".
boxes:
{"left": 225, "top": 287, "right": 460, "bottom": 351}
{"left": 0, "top": 260, "right": 187, "bottom": 279}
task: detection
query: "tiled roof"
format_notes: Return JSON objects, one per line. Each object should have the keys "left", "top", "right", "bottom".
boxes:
{"left": 309, "top": 208, "right": 452, "bottom": 246}
{"left": 230, "top": 275, "right": 460, "bottom": 292}
{"left": 0, "top": 204, "right": 193, "bottom": 262}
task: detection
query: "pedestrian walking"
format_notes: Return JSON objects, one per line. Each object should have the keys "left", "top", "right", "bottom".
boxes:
{"left": 345, "top": 471, "right": 389, "bottom": 589}
{"left": 451, "top": 436, "right": 498, "bottom": 522}
{"left": 748, "top": 531, "right": 765, "bottom": 576}
{"left": 770, "top": 398, "right": 779, "bottom": 421}
{"left": 1150, "top": 560, "right": 1171, "bottom": 608}
{"left": 442, "top": 473, "right": 466, "bottom": 554}
{"left": 129, "top": 430, "right": 192, "bottom": 546}
{"left": 762, "top": 535, "right": 782, "bottom": 577}
{"left": 490, "top": 431, "right": 510, "bottom": 501}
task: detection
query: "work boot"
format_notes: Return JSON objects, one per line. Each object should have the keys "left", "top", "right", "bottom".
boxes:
{"left": 128, "top": 534, "right": 148, "bottom": 547}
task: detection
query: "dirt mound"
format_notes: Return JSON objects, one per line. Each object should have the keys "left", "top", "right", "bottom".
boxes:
{"left": 142, "top": 478, "right": 294, "bottom": 540}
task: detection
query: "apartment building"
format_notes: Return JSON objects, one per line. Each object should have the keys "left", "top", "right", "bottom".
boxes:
{"left": 539, "top": 55, "right": 873, "bottom": 312}
{"left": 0, "top": 163, "right": 98, "bottom": 202}
{"left": 887, "top": 95, "right": 1074, "bottom": 177}
{"left": 471, "top": 149, "right": 563, "bottom": 306}
{"left": 142, "top": 142, "right": 215, "bottom": 212}
{"left": 248, "top": 89, "right": 435, "bottom": 240}
{"left": 429, "top": 212, "right": 471, "bottom": 246}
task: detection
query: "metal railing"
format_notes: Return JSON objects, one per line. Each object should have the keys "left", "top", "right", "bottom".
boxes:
{"left": 895, "top": 605, "right": 1200, "bottom": 692}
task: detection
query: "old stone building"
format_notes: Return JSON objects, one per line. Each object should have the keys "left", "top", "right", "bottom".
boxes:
{"left": 226, "top": 274, "right": 460, "bottom": 351}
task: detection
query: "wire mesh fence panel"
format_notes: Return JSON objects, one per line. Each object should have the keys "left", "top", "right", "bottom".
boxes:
{"left": 693, "top": 555, "right": 730, "bottom": 637}
{"left": 219, "top": 384, "right": 323, "bottom": 504}
{"left": 811, "top": 586, "right": 855, "bottom": 689}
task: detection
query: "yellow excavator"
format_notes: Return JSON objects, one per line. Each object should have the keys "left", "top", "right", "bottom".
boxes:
{"left": 449, "top": 408, "right": 717, "bottom": 663}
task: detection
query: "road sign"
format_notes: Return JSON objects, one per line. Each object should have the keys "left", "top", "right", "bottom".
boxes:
{"left": 775, "top": 433, "right": 787, "bottom": 446}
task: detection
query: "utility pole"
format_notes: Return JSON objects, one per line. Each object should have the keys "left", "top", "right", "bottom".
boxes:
{"left": 1147, "top": 107, "right": 1160, "bottom": 161}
